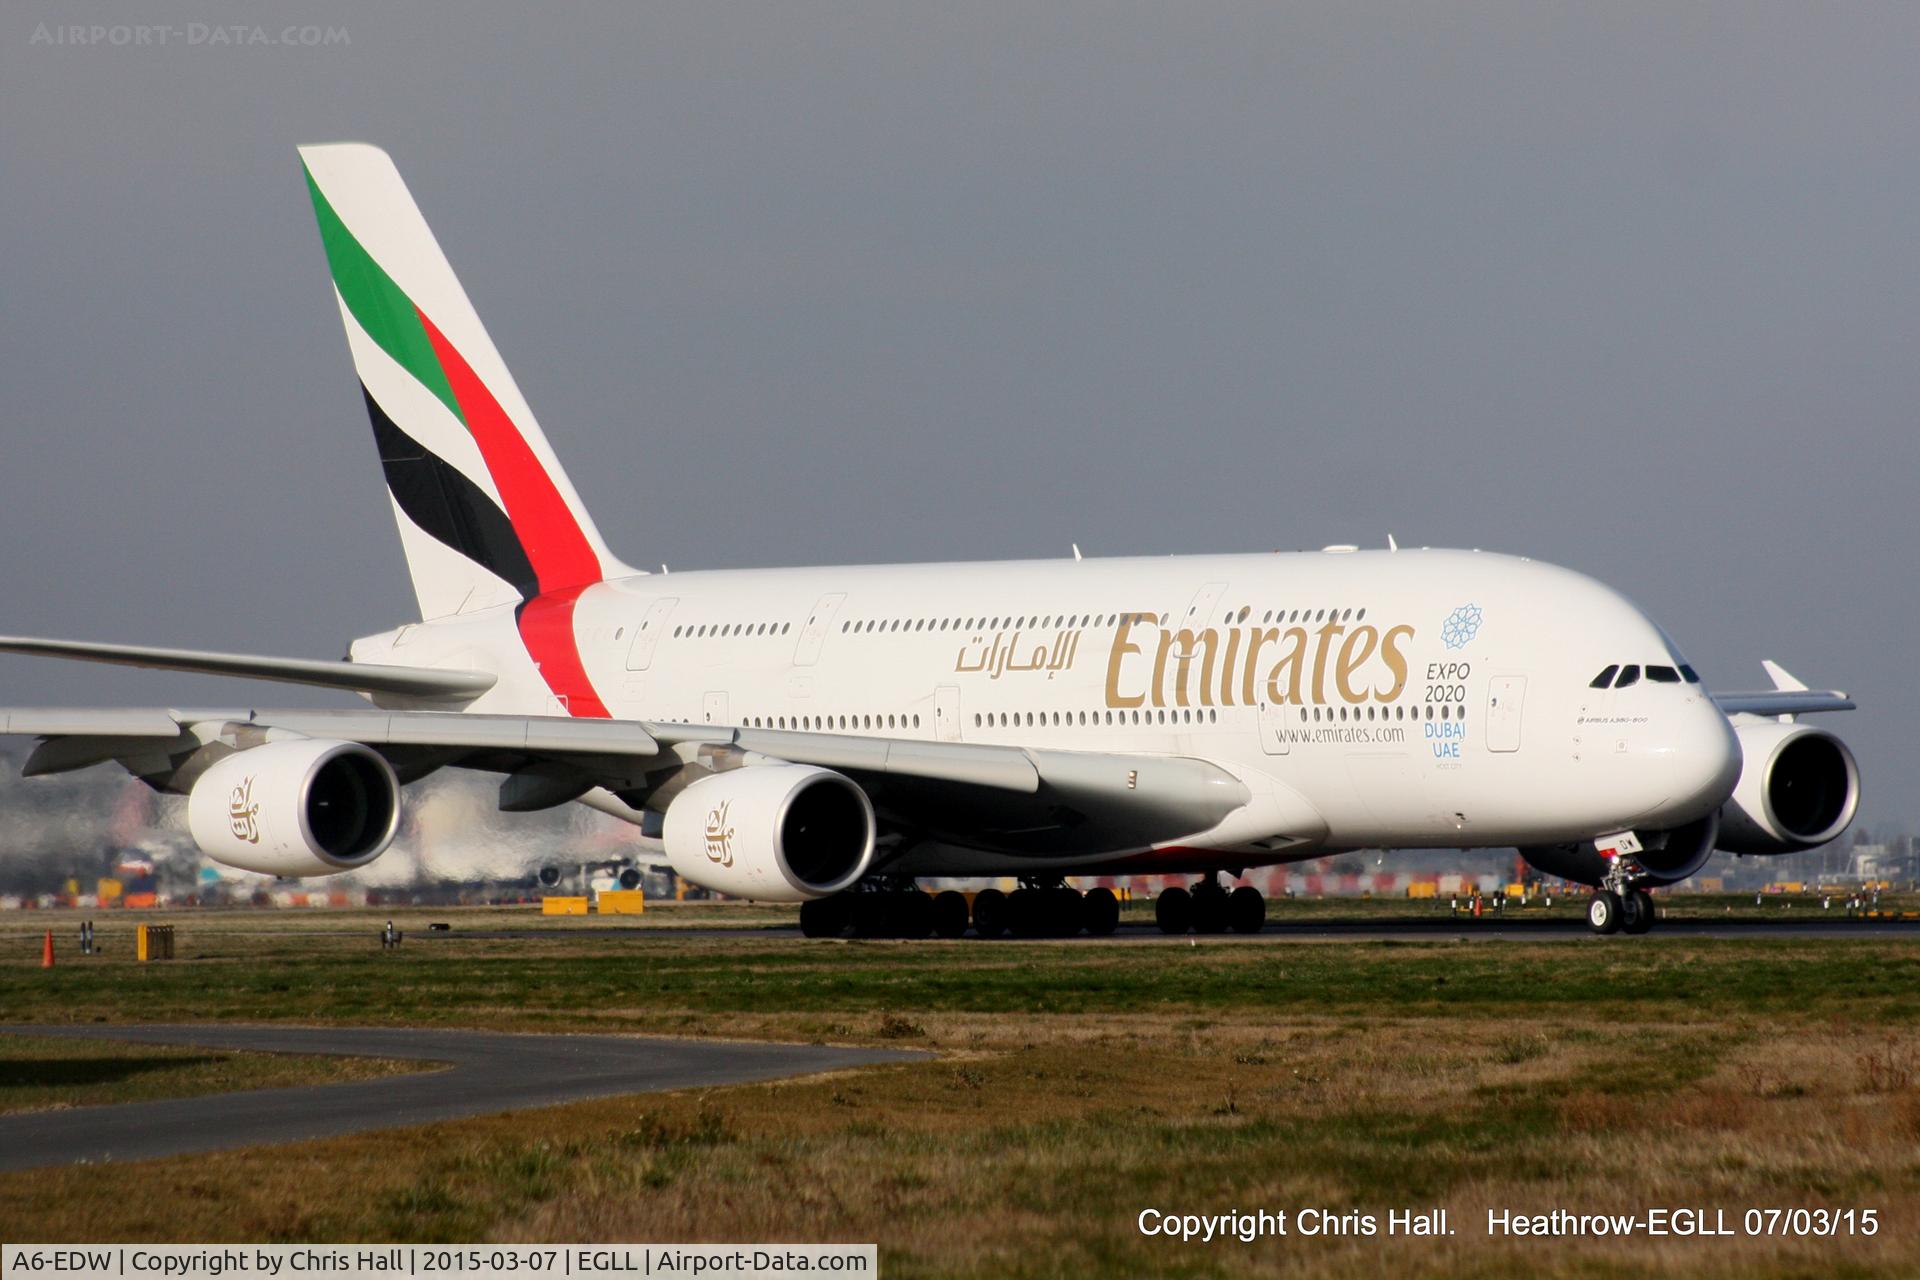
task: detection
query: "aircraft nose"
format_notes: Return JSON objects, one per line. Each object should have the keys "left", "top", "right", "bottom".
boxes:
{"left": 1648, "top": 699, "right": 1742, "bottom": 824}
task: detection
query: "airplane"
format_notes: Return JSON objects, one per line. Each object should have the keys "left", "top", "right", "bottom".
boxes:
{"left": 0, "top": 144, "right": 1860, "bottom": 938}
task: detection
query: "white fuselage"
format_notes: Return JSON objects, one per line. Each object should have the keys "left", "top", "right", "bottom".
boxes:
{"left": 353, "top": 547, "right": 1742, "bottom": 877}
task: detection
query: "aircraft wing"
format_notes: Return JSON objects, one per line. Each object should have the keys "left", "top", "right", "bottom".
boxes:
{"left": 1712, "top": 690, "right": 1855, "bottom": 717}
{"left": 1711, "top": 660, "right": 1854, "bottom": 718}
{"left": 1, "top": 708, "right": 1256, "bottom": 858}
{"left": 0, "top": 636, "right": 493, "bottom": 700}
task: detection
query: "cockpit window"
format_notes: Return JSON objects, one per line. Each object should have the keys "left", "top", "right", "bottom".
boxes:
{"left": 1615, "top": 664, "right": 1641, "bottom": 688}
{"left": 1646, "top": 665, "right": 1681, "bottom": 683}
{"left": 1590, "top": 665, "right": 1619, "bottom": 689}
{"left": 1679, "top": 664, "right": 1700, "bottom": 684}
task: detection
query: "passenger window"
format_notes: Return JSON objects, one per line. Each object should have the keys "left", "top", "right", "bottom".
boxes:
{"left": 1616, "top": 665, "right": 1641, "bottom": 688}
{"left": 1590, "top": 665, "right": 1619, "bottom": 689}
{"left": 1646, "top": 665, "right": 1681, "bottom": 683}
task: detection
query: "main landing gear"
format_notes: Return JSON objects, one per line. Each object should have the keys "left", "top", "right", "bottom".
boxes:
{"left": 799, "top": 878, "right": 1122, "bottom": 939}
{"left": 1155, "top": 875, "right": 1265, "bottom": 936}
{"left": 1587, "top": 858, "right": 1656, "bottom": 936}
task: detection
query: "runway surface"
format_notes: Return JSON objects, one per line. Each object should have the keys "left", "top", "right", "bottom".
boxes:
{"left": 0, "top": 1024, "right": 922, "bottom": 1172}
{"left": 426, "top": 915, "right": 1920, "bottom": 943}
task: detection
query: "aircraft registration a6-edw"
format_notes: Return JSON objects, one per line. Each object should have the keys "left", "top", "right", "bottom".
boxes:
{"left": 1, "top": 144, "right": 1861, "bottom": 938}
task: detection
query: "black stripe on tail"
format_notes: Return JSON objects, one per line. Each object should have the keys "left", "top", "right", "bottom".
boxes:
{"left": 360, "top": 383, "right": 537, "bottom": 597}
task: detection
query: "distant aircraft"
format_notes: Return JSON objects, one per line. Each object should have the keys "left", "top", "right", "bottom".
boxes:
{"left": 0, "top": 144, "right": 1859, "bottom": 938}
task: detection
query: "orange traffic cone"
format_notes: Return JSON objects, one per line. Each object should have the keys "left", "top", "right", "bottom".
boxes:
{"left": 41, "top": 929, "right": 55, "bottom": 968}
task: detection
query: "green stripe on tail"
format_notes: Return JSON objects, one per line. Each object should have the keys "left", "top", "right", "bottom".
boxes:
{"left": 302, "top": 164, "right": 461, "bottom": 422}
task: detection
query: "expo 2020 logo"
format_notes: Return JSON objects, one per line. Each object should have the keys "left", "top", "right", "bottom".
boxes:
{"left": 1441, "top": 604, "right": 1484, "bottom": 651}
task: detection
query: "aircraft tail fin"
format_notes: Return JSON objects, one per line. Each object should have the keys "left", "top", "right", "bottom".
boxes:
{"left": 298, "top": 142, "right": 634, "bottom": 620}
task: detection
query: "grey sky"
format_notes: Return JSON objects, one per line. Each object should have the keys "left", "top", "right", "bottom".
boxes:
{"left": 3, "top": 4, "right": 1914, "bottom": 827}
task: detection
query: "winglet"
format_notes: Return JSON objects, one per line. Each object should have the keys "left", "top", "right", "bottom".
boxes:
{"left": 1761, "top": 660, "right": 1809, "bottom": 693}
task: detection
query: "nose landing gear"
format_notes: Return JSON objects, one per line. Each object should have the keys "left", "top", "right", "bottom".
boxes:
{"left": 1589, "top": 857, "right": 1657, "bottom": 936}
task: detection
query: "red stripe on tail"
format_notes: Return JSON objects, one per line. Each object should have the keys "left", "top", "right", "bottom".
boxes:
{"left": 419, "top": 309, "right": 609, "bottom": 718}
{"left": 418, "top": 309, "right": 601, "bottom": 595}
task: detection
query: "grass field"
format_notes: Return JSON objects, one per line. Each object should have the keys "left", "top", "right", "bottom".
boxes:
{"left": 1, "top": 905, "right": 1917, "bottom": 1278}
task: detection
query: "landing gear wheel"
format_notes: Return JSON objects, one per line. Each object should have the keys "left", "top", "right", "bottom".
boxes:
{"left": 1050, "top": 887, "right": 1087, "bottom": 937}
{"left": 971, "top": 888, "right": 1009, "bottom": 939}
{"left": 799, "top": 896, "right": 848, "bottom": 939}
{"left": 1083, "top": 887, "right": 1120, "bottom": 936}
{"left": 1008, "top": 887, "right": 1045, "bottom": 938}
{"left": 1227, "top": 886, "right": 1266, "bottom": 934}
{"left": 1191, "top": 884, "right": 1229, "bottom": 935}
{"left": 931, "top": 890, "right": 970, "bottom": 939}
{"left": 1155, "top": 886, "right": 1192, "bottom": 935}
{"left": 1622, "top": 889, "right": 1655, "bottom": 935}
{"left": 851, "top": 893, "right": 893, "bottom": 938}
{"left": 896, "top": 891, "right": 935, "bottom": 940}
{"left": 1587, "top": 891, "right": 1624, "bottom": 935}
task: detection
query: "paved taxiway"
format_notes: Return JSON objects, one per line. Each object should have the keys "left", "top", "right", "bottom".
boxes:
{"left": 427, "top": 916, "right": 1920, "bottom": 943}
{"left": 0, "top": 1025, "right": 922, "bottom": 1171}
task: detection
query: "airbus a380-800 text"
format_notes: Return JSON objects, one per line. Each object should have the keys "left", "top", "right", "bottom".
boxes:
{"left": 0, "top": 144, "right": 1860, "bottom": 937}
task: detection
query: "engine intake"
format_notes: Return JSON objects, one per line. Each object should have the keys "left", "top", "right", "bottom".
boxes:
{"left": 1718, "top": 722, "right": 1859, "bottom": 854}
{"left": 187, "top": 739, "right": 400, "bottom": 877}
{"left": 662, "top": 764, "right": 875, "bottom": 901}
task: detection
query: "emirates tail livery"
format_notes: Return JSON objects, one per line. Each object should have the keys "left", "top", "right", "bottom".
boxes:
{"left": 1, "top": 144, "right": 1860, "bottom": 937}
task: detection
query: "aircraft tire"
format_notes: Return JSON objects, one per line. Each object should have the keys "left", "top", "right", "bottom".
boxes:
{"left": 1587, "top": 891, "right": 1624, "bottom": 935}
{"left": 1050, "top": 887, "right": 1087, "bottom": 937}
{"left": 1192, "top": 884, "right": 1230, "bottom": 935}
{"left": 799, "top": 896, "right": 847, "bottom": 938}
{"left": 1155, "top": 887, "right": 1192, "bottom": 935}
{"left": 1623, "top": 889, "right": 1655, "bottom": 935}
{"left": 1227, "top": 886, "right": 1266, "bottom": 934}
{"left": 972, "top": 888, "right": 1010, "bottom": 939}
{"left": 1084, "top": 887, "right": 1120, "bottom": 936}
{"left": 802, "top": 898, "right": 840, "bottom": 936}
{"left": 851, "top": 893, "right": 893, "bottom": 938}
{"left": 896, "top": 891, "right": 935, "bottom": 940}
{"left": 1009, "top": 887, "right": 1045, "bottom": 938}
{"left": 931, "top": 890, "right": 970, "bottom": 939}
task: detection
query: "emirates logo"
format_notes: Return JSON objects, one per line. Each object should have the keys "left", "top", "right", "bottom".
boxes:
{"left": 227, "top": 777, "right": 262, "bottom": 844}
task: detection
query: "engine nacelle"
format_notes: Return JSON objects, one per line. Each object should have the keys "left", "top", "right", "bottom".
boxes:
{"left": 187, "top": 739, "right": 400, "bottom": 877}
{"left": 662, "top": 764, "right": 875, "bottom": 901}
{"left": 1519, "top": 812, "right": 1720, "bottom": 888}
{"left": 1717, "top": 721, "right": 1860, "bottom": 854}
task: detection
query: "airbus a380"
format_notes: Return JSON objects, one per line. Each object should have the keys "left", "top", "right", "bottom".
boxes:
{"left": 0, "top": 144, "right": 1861, "bottom": 938}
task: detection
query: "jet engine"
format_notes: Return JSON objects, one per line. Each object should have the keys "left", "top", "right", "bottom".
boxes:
{"left": 1717, "top": 721, "right": 1859, "bottom": 854}
{"left": 1519, "top": 812, "right": 1720, "bottom": 888}
{"left": 186, "top": 739, "right": 400, "bottom": 876}
{"left": 661, "top": 764, "right": 875, "bottom": 901}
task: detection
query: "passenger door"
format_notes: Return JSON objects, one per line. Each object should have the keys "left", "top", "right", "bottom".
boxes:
{"left": 1486, "top": 676, "right": 1525, "bottom": 752}
{"left": 1256, "top": 700, "right": 1292, "bottom": 755}
{"left": 792, "top": 592, "right": 846, "bottom": 667}
{"left": 625, "top": 597, "right": 679, "bottom": 671}
{"left": 933, "top": 685, "right": 962, "bottom": 742}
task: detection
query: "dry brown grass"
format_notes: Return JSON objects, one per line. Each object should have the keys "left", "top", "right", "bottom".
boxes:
{"left": 0, "top": 912, "right": 1916, "bottom": 1276}
{"left": 0, "top": 1010, "right": 1912, "bottom": 1277}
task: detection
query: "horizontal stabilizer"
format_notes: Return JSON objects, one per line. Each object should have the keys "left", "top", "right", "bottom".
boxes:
{"left": 0, "top": 636, "right": 494, "bottom": 700}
